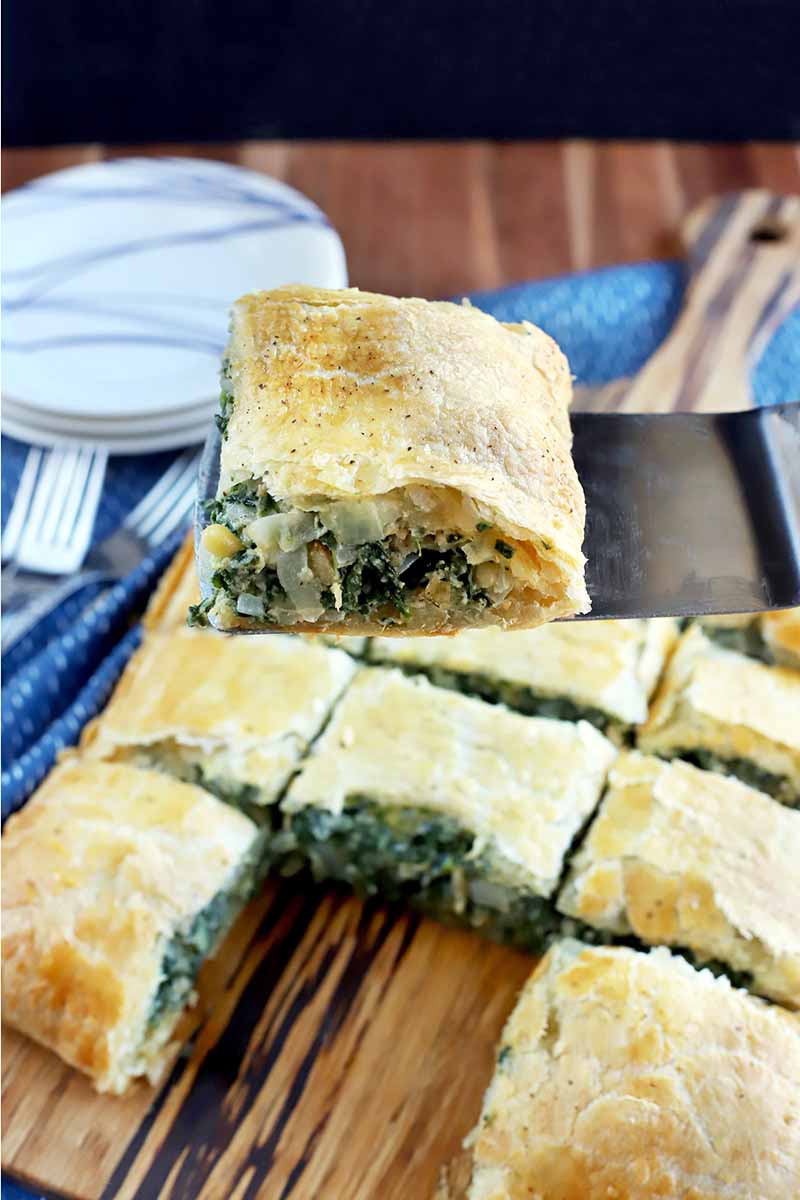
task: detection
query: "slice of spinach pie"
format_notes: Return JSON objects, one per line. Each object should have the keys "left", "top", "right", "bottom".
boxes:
{"left": 82, "top": 626, "right": 357, "bottom": 818}
{"left": 1, "top": 759, "right": 268, "bottom": 1094}
{"left": 463, "top": 940, "right": 800, "bottom": 1200}
{"left": 197, "top": 285, "right": 589, "bottom": 635}
{"left": 280, "top": 667, "right": 617, "bottom": 950}
{"left": 557, "top": 751, "right": 800, "bottom": 1007}
{"left": 369, "top": 618, "right": 677, "bottom": 740}
{"left": 638, "top": 625, "right": 800, "bottom": 806}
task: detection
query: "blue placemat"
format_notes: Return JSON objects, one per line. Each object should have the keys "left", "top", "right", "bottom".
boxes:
{"left": 2, "top": 260, "right": 799, "bottom": 1200}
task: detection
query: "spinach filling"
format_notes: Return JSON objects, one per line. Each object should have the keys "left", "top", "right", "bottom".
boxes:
{"left": 372, "top": 660, "right": 621, "bottom": 738}
{"left": 680, "top": 749, "right": 796, "bottom": 805}
{"left": 285, "top": 798, "right": 560, "bottom": 953}
{"left": 200, "top": 477, "right": 497, "bottom": 627}
{"left": 148, "top": 833, "right": 269, "bottom": 1026}
{"left": 215, "top": 360, "right": 235, "bottom": 440}
{"left": 701, "top": 620, "right": 772, "bottom": 664}
{"left": 339, "top": 541, "right": 410, "bottom": 617}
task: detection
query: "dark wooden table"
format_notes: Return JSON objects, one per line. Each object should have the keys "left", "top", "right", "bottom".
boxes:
{"left": 4, "top": 142, "right": 799, "bottom": 297}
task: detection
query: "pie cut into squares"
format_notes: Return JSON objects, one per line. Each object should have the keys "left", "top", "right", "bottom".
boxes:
{"left": 638, "top": 625, "right": 800, "bottom": 805}
{"left": 281, "top": 667, "right": 617, "bottom": 950}
{"left": 369, "top": 618, "right": 677, "bottom": 738}
{"left": 82, "top": 625, "right": 357, "bottom": 815}
{"left": 465, "top": 940, "right": 800, "bottom": 1200}
{"left": 1, "top": 759, "right": 268, "bottom": 1094}
{"left": 196, "top": 285, "right": 589, "bottom": 635}
{"left": 557, "top": 751, "right": 800, "bottom": 1007}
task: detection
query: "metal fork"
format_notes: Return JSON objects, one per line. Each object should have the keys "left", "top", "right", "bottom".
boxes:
{"left": 2, "top": 446, "right": 108, "bottom": 573}
{"left": 2, "top": 448, "right": 201, "bottom": 648}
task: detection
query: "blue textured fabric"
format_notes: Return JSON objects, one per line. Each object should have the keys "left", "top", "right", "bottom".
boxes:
{"left": 2, "top": 260, "right": 798, "bottom": 1200}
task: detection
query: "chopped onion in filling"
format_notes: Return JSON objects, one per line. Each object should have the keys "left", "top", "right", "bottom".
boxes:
{"left": 317, "top": 499, "right": 386, "bottom": 545}
{"left": 276, "top": 546, "right": 325, "bottom": 619}
{"left": 236, "top": 592, "right": 266, "bottom": 617}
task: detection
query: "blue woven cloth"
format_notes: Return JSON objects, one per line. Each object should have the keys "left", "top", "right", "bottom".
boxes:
{"left": 2, "top": 260, "right": 799, "bottom": 1200}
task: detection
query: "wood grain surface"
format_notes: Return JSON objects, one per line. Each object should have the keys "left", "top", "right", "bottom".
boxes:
{"left": 4, "top": 141, "right": 799, "bottom": 295}
{"left": 3, "top": 140, "right": 799, "bottom": 1200}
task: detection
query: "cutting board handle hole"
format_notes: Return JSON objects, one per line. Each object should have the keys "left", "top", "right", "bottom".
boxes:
{"left": 749, "top": 218, "right": 789, "bottom": 243}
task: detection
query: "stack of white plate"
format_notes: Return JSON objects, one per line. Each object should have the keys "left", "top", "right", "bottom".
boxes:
{"left": 2, "top": 157, "right": 348, "bottom": 454}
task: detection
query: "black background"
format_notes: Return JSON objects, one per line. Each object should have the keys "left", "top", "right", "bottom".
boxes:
{"left": 4, "top": 0, "right": 799, "bottom": 146}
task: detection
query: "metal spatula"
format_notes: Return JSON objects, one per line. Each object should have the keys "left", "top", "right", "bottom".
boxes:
{"left": 572, "top": 403, "right": 799, "bottom": 618}
{"left": 197, "top": 190, "right": 800, "bottom": 623}
{"left": 570, "top": 188, "right": 800, "bottom": 618}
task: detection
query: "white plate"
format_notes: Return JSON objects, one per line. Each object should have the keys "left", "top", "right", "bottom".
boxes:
{"left": 2, "top": 392, "right": 216, "bottom": 435}
{"left": 2, "top": 157, "right": 348, "bottom": 429}
{"left": 2, "top": 408, "right": 209, "bottom": 455}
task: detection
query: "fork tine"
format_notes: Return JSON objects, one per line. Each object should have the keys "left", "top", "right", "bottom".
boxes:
{"left": 134, "top": 452, "right": 200, "bottom": 540}
{"left": 2, "top": 447, "right": 43, "bottom": 561}
{"left": 20, "top": 448, "right": 69, "bottom": 553}
{"left": 52, "top": 447, "right": 94, "bottom": 545}
{"left": 146, "top": 470, "right": 200, "bottom": 544}
{"left": 69, "top": 450, "right": 108, "bottom": 555}
{"left": 123, "top": 450, "right": 195, "bottom": 533}
{"left": 40, "top": 447, "right": 86, "bottom": 542}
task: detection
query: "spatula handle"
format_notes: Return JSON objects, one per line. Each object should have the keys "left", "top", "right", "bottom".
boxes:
{"left": 591, "top": 190, "right": 800, "bottom": 413}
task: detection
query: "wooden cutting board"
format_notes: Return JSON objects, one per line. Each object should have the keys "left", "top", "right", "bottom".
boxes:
{"left": 3, "top": 190, "right": 799, "bottom": 1200}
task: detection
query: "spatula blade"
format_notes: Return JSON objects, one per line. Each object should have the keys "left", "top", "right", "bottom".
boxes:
{"left": 572, "top": 402, "right": 800, "bottom": 619}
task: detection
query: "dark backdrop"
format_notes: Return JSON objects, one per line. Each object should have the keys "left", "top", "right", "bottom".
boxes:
{"left": 4, "top": 0, "right": 799, "bottom": 146}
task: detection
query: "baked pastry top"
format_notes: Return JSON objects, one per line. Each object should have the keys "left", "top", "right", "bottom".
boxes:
{"left": 369, "top": 618, "right": 676, "bottom": 733}
{"left": 197, "top": 285, "right": 588, "bottom": 634}
{"left": 558, "top": 751, "right": 800, "bottom": 1007}
{"left": 82, "top": 626, "right": 357, "bottom": 809}
{"left": 1, "top": 759, "right": 264, "bottom": 1093}
{"left": 467, "top": 940, "right": 800, "bottom": 1200}
{"left": 638, "top": 625, "right": 800, "bottom": 805}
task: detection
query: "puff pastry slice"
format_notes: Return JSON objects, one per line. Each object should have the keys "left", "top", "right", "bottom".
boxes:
{"left": 638, "top": 625, "right": 800, "bottom": 805}
{"left": 282, "top": 667, "right": 616, "bottom": 950}
{"left": 465, "top": 940, "right": 800, "bottom": 1200}
{"left": 1, "top": 760, "right": 267, "bottom": 1093}
{"left": 196, "top": 285, "right": 588, "bottom": 635}
{"left": 82, "top": 627, "right": 357, "bottom": 814}
{"left": 557, "top": 751, "right": 800, "bottom": 1007}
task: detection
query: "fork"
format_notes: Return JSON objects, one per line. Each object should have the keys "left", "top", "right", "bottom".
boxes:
{"left": 2, "top": 446, "right": 108, "bottom": 573}
{"left": 2, "top": 448, "right": 201, "bottom": 649}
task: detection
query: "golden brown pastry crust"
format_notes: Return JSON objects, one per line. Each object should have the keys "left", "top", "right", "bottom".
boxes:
{"left": 82, "top": 627, "right": 357, "bottom": 804}
{"left": 558, "top": 752, "right": 800, "bottom": 1006}
{"left": 1, "top": 759, "right": 260, "bottom": 1093}
{"left": 143, "top": 533, "right": 199, "bottom": 633}
{"left": 467, "top": 941, "right": 800, "bottom": 1200}
{"left": 207, "top": 285, "right": 588, "bottom": 633}
{"left": 638, "top": 625, "right": 800, "bottom": 800}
